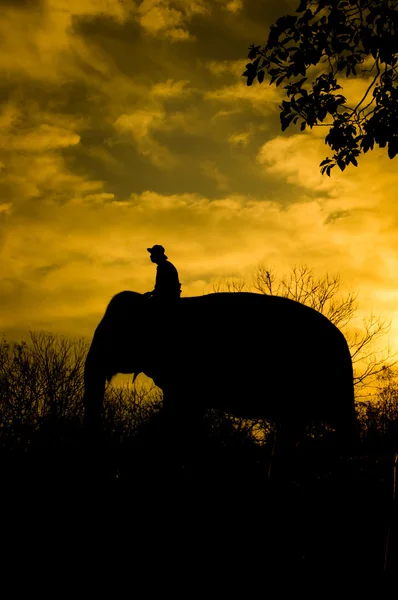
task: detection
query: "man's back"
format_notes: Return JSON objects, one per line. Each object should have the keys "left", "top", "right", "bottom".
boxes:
{"left": 154, "top": 260, "right": 181, "bottom": 299}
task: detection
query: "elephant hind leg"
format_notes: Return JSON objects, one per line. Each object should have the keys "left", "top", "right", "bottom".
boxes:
{"left": 332, "top": 393, "right": 358, "bottom": 454}
{"left": 268, "top": 423, "right": 300, "bottom": 484}
{"left": 335, "top": 414, "right": 358, "bottom": 455}
{"left": 161, "top": 390, "right": 204, "bottom": 472}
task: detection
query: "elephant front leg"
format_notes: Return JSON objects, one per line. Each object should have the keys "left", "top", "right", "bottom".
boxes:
{"left": 267, "top": 422, "right": 300, "bottom": 486}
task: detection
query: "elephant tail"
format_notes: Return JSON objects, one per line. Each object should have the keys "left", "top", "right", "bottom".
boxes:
{"left": 335, "top": 337, "right": 358, "bottom": 453}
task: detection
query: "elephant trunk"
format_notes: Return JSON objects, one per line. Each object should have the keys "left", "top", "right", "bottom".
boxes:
{"left": 83, "top": 343, "right": 106, "bottom": 440}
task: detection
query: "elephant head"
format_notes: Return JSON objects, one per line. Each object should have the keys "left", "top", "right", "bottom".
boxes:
{"left": 83, "top": 292, "right": 173, "bottom": 431}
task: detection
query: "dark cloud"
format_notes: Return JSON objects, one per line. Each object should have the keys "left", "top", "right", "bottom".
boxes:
{"left": 0, "top": 0, "right": 43, "bottom": 8}
{"left": 324, "top": 210, "right": 351, "bottom": 225}
{"left": 33, "top": 263, "right": 65, "bottom": 277}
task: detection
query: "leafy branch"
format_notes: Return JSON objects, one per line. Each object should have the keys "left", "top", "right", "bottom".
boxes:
{"left": 243, "top": 0, "right": 398, "bottom": 174}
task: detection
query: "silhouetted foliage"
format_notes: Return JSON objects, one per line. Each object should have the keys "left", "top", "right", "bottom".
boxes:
{"left": 0, "top": 332, "right": 261, "bottom": 452}
{"left": 357, "top": 364, "right": 398, "bottom": 448}
{"left": 0, "top": 332, "right": 162, "bottom": 449}
{"left": 1, "top": 328, "right": 396, "bottom": 581}
{"left": 0, "top": 332, "right": 88, "bottom": 448}
{"left": 243, "top": 0, "right": 398, "bottom": 174}
{"left": 1, "top": 327, "right": 397, "bottom": 451}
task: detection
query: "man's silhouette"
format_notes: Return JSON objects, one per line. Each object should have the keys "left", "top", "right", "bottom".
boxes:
{"left": 144, "top": 245, "right": 181, "bottom": 300}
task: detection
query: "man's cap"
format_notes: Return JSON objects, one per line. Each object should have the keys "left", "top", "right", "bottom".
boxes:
{"left": 147, "top": 244, "right": 167, "bottom": 258}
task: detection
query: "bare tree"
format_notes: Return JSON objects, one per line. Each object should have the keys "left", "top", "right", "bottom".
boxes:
{"left": 253, "top": 264, "right": 396, "bottom": 399}
{"left": 102, "top": 381, "right": 163, "bottom": 442}
{"left": 0, "top": 332, "right": 89, "bottom": 444}
{"left": 356, "top": 364, "right": 398, "bottom": 442}
{"left": 0, "top": 331, "right": 164, "bottom": 448}
{"left": 212, "top": 278, "right": 250, "bottom": 293}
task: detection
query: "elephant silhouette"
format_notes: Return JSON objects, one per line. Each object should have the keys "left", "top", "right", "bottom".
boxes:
{"left": 83, "top": 291, "right": 356, "bottom": 454}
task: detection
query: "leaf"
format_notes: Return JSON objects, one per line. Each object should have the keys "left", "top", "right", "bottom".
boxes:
{"left": 300, "top": 121, "right": 306, "bottom": 131}
{"left": 280, "top": 36, "right": 292, "bottom": 46}
{"left": 360, "top": 135, "right": 374, "bottom": 153}
{"left": 281, "top": 112, "right": 296, "bottom": 132}
{"left": 387, "top": 138, "right": 398, "bottom": 159}
{"left": 275, "top": 74, "right": 286, "bottom": 87}
{"left": 252, "top": 56, "right": 261, "bottom": 69}
{"left": 257, "top": 70, "right": 265, "bottom": 84}
{"left": 296, "top": 0, "right": 307, "bottom": 13}
{"left": 242, "top": 63, "right": 256, "bottom": 86}
{"left": 248, "top": 45, "right": 261, "bottom": 60}
{"left": 296, "top": 77, "right": 308, "bottom": 88}
{"left": 244, "top": 72, "right": 256, "bottom": 86}
{"left": 276, "top": 14, "right": 298, "bottom": 31}
{"left": 324, "top": 163, "right": 336, "bottom": 177}
{"left": 314, "top": 0, "right": 327, "bottom": 16}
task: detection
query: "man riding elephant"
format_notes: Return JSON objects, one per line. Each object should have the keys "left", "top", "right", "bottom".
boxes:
{"left": 144, "top": 245, "right": 182, "bottom": 301}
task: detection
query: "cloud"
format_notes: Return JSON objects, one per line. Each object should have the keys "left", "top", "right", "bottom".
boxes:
{"left": 205, "top": 59, "right": 247, "bottom": 76}
{"left": 0, "top": 203, "right": 12, "bottom": 215}
{"left": 2, "top": 167, "right": 398, "bottom": 349}
{"left": 0, "top": 3, "right": 112, "bottom": 83}
{"left": 257, "top": 132, "right": 335, "bottom": 193}
{"left": 151, "top": 79, "right": 192, "bottom": 98}
{"left": 0, "top": 124, "right": 80, "bottom": 152}
{"left": 137, "top": 0, "right": 208, "bottom": 41}
{"left": 228, "top": 131, "right": 251, "bottom": 146}
{"left": 110, "top": 77, "right": 201, "bottom": 167}
{"left": 200, "top": 161, "right": 230, "bottom": 191}
{"left": 114, "top": 109, "right": 178, "bottom": 167}
{"left": 114, "top": 109, "right": 165, "bottom": 139}
{"left": 205, "top": 80, "right": 282, "bottom": 116}
{"left": 323, "top": 210, "right": 351, "bottom": 225}
{"left": 255, "top": 127, "right": 398, "bottom": 317}
{"left": 223, "top": 0, "right": 244, "bottom": 13}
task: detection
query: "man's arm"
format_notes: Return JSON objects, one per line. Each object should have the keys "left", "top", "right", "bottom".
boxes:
{"left": 144, "top": 265, "right": 159, "bottom": 297}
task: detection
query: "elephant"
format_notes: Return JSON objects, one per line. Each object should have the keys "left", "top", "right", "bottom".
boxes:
{"left": 83, "top": 291, "right": 356, "bottom": 456}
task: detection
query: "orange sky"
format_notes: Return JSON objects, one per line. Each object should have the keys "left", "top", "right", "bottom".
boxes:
{"left": 1, "top": 0, "right": 398, "bottom": 366}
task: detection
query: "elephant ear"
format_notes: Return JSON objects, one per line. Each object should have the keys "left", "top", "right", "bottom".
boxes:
{"left": 141, "top": 361, "right": 167, "bottom": 391}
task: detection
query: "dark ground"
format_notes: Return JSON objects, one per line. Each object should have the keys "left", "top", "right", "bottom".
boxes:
{"left": 1, "top": 425, "right": 397, "bottom": 594}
